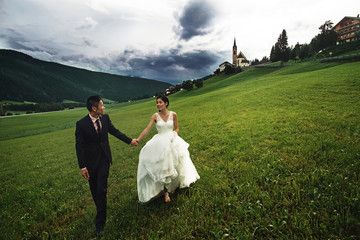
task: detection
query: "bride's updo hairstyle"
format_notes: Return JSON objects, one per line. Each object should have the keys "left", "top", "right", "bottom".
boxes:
{"left": 157, "top": 95, "right": 169, "bottom": 108}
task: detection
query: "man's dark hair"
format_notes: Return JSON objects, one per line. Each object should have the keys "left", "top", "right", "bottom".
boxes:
{"left": 87, "top": 95, "right": 102, "bottom": 112}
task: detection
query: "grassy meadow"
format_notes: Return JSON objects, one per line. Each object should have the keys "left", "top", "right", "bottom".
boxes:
{"left": 0, "top": 61, "right": 359, "bottom": 239}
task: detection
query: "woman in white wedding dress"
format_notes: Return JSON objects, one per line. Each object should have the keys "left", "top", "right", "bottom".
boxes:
{"left": 136, "top": 96, "right": 200, "bottom": 204}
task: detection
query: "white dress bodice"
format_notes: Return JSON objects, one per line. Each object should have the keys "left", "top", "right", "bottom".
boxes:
{"left": 155, "top": 111, "right": 174, "bottom": 135}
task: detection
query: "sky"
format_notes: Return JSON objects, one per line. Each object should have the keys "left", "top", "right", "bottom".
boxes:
{"left": 0, "top": 0, "right": 359, "bottom": 84}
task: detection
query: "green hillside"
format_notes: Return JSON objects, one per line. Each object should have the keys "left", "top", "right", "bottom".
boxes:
{"left": 0, "top": 61, "right": 359, "bottom": 239}
{"left": 0, "top": 49, "right": 170, "bottom": 103}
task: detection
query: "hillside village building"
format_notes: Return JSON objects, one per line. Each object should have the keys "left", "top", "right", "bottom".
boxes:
{"left": 333, "top": 15, "right": 360, "bottom": 44}
{"left": 219, "top": 61, "right": 232, "bottom": 72}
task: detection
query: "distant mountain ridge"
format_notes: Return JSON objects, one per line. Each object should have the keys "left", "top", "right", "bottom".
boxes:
{"left": 0, "top": 49, "right": 170, "bottom": 103}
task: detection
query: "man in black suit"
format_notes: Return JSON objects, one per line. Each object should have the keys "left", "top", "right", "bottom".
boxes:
{"left": 75, "top": 95, "right": 138, "bottom": 235}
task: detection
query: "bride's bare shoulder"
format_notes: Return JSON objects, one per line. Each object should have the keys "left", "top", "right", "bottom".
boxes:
{"left": 152, "top": 113, "right": 158, "bottom": 122}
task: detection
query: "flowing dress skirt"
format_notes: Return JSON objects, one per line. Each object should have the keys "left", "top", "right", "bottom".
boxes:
{"left": 137, "top": 131, "right": 199, "bottom": 203}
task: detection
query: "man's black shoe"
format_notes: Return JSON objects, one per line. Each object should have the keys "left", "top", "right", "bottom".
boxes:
{"left": 96, "top": 225, "right": 104, "bottom": 236}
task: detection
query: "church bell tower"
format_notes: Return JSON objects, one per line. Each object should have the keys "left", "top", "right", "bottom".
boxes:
{"left": 232, "top": 38, "right": 237, "bottom": 65}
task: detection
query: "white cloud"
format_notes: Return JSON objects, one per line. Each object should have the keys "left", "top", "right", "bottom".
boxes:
{"left": 77, "top": 17, "right": 98, "bottom": 30}
{"left": 86, "top": 0, "right": 109, "bottom": 14}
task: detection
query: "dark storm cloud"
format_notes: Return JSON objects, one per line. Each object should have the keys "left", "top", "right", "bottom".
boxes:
{"left": 47, "top": 46, "right": 220, "bottom": 84}
{"left": 82, "top": 38, "right": 98, "bottom": 48}
{"left": 112, "top": 48, "right": 221, "bottom": 84}
{"left": 0, "top": 28, "right": 34, "bottom": 51}
{"left": 176, "top": 0, "right": 216, "bottom": 41}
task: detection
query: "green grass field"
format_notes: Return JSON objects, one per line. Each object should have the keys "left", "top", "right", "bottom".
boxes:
{"left": 0, "top": 61, "right": 359, "bottom": 239}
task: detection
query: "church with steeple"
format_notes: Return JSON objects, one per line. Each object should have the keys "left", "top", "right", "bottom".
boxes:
{"left": 217, "top": 38, "right": 250, "bottom": 73}
{"left": 232, "top": 38, "right": 249, "bottom": 68}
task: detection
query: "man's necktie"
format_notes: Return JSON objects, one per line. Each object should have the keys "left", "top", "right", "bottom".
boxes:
{"left": 95, "top": 119, "right": 101, "bottom": 135}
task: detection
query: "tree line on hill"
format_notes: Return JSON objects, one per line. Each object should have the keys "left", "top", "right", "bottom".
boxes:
{"left": 269, "top": 20, "right": 339, "bottom": 63}
{"left": 0, "top": 102, "right": 85, "bottom": 116}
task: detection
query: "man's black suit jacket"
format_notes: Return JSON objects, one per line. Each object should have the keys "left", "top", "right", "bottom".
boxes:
{"left": 75, "top": 114, "right": 132, "bottom": 170}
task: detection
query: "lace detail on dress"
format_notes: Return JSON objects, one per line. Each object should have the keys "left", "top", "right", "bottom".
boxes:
{"left": 156, "top": 111, "right": 173, "bottom": 123}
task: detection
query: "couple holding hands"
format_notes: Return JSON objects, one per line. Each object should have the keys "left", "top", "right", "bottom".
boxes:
{"left": 75, "top": 95, "right": 200, "bottom": 234}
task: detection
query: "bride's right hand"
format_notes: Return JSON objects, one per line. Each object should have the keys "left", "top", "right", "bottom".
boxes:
{"left": 170, "top": 131, "right": 177, "bottom": 143}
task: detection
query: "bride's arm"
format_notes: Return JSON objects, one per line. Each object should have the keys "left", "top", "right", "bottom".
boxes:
{"left": 137, "top": 114, "right": 156, "bottom": 142}
{"left": 173, "top": 112, "right": 179, "bottom": 133}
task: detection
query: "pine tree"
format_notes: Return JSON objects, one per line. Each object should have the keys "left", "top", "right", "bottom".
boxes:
{"left": 182, "top": 80, "right": 193, "bottom": 91}
{"left": 277, "top": 29, "right": 290, "bottom": 63}
{"left": 270, "top": 45, "right": 276, "bottom": 62}
{"left": 290, "top": 42, "right": 301, "bottom": 60}
{"left": 299, "top": 43, "right": 311, "bottom": 59}
{"left": 270, "top": 29, "right": 290, "bottom": 63}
